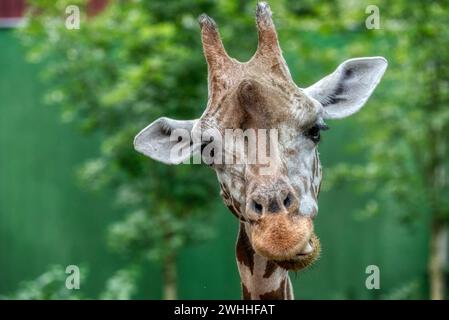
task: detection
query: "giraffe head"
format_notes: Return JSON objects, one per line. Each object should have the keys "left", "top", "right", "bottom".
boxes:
{"left": 134, "top": 3, "right": 387, "bottom": 271}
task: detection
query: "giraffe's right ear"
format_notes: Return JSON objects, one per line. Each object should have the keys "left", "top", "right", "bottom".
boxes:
{"left": 134, "top": 117, "right": 199, "bottom": 165}
{"left": 305, "top": 57, "right": 387, "bottom": 119}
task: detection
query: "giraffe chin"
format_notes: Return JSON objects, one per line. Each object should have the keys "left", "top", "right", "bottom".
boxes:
{"left": 275, "top": 234, "right": 321, "bottom": 271}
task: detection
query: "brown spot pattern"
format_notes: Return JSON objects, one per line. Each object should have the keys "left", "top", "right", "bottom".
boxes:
{"left": 263, "top": 260, "right": 278, "bottom": 279}
{"left": 259, "top": 278, "right": 286, "bottom": 300}
{"left": 236, "top": 223, "right": 255, "bottom": 274}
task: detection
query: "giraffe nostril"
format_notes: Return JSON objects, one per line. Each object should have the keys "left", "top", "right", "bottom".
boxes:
{"left": 283, "top": 193, "right": 292, "bottom": 208}
{"left": 252, "top": 200, "right": 263, "bottom": 214}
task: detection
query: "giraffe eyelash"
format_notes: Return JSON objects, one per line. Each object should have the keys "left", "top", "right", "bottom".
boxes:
{"left": 317, "top": 123, "right": 329, "bottom": 131}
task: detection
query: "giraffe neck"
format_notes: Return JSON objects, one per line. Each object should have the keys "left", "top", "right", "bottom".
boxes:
{"left": 235, "top": 222, "right": 294, "bottom": 300}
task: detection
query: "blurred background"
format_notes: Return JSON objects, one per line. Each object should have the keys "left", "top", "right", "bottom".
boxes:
{"left": 0, "top": 0, "right": 448, "bottom": 300}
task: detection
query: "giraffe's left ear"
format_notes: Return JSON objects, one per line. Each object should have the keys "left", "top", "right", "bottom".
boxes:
{"left": 304, "top": 57, "right": 387, "bottom": 119}
{"left": 134, "top": 117, "right": 199, "bottom": 165}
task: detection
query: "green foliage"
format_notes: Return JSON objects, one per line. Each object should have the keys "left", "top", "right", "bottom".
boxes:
{"left": 21, "top": 0, "right": 221, "bottom": 266}
{"left": 326, "top": 0, "right": 449, "bottom": 226}
{"left": 382, "top": 280, "right": 423, "bottom": 300}
{"left": 107, "top": 209, "right": 214, "bottom": 261}
{"left": 3, "top": 265, "right": 138, "bottom": 300}
{"left": 2, "top": 266, "right": 82, "bottom": 300}
{"left": 100, "top": 266, "right": 139, "bottom": 300}
{"left": 320, "top": 1, "right": 449, "bottom": 298}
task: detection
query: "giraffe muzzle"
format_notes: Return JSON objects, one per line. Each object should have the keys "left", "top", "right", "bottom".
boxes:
{"left": 251, "top": 214, "right": 316, "bottom": 262}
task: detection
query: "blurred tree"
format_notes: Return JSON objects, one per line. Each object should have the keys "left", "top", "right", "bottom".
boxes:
{"left": 20, "top": 0, "right": 225, "bottom": 299}
{"left": 2, "top": 265, "right": 137, "bottom": 300}
{"left": 100, "top": 266, "right": 139, "bottom": 300}
{"left": 2, "top": 265, "right": 83, "bottom": 300}
{"left": 325, "top": 0, "right": 449, "bottom": 299}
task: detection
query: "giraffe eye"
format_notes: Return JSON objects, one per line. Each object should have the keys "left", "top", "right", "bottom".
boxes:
{"left": 306, "top": 123, "right": 328, "bottom": 143}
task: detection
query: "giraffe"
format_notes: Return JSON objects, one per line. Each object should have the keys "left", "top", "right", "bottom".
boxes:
{"left": 134, "top": 2, "right": 387, "bottom": 300}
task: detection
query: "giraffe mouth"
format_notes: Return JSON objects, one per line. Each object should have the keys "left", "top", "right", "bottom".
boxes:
{"left": 275, "top": 234, "right": 321, "bottom": 271}
{"left": 296, "top": 240, "right": 313, "bottom": 257}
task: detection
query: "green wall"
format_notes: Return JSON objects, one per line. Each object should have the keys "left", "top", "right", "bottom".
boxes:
{"left": 0, "top": 29, "right": 429, "bottom": 299}
{"left": 0, "top": 29, "right": 126, "bottom": 297}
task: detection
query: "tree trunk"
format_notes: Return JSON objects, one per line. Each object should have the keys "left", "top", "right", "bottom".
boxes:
{"left": 162, "top": 254, "right": 177, "bottom": 300}
{"left": 429, "top": 221, "right": 447, "bottom": 300}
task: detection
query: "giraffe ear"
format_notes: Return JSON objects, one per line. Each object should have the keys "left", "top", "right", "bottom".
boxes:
{"left": 134, "top": 117, "right": 199, "bottom": 165}
{"left": 305, "top": 57, "right": 387, "bottom": 119}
